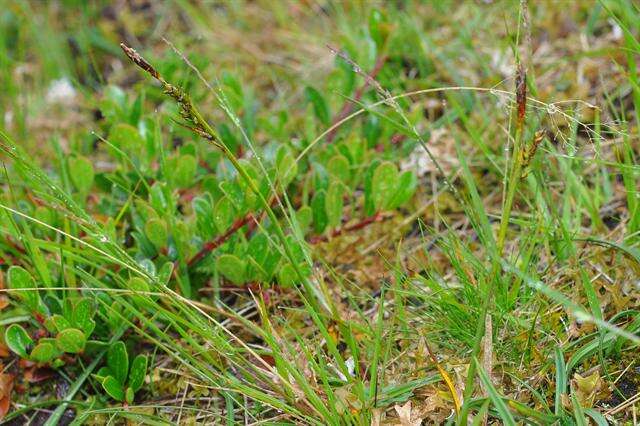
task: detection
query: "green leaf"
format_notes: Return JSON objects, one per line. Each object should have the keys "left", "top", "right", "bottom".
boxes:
{"left": 173, "top": 154, "right": 198, "bottom": 188}
{"left": 325, "top": 181, "right": 345, "bottom": 229}
{"left": 149, "top": 182, "right": 168, "bottom": 213}
{"left": 326, "top": 154, "right": 351, "bottom": 184}
{"left": 50, "top": 314, "right": 72, "bottom": 333}
{"left": 5, "top": 324, "right": 33, "bottom": 358}
{"left": 193, "top": 196, "right": 216, "bottom": 238}
{"left": 216, "top": 254, "right": 246, "bottom": 285}
{"left": 30, "top": 342, "right": 58, "bottom": 363}
{"left": 213, "top": 197, "right": 234, "bottom": 231}
{"left": 128, "top": 354, "right": 147, "bottom": 392}
{"left": 72, "top": 298, "right": 95, "bottom": 335}
{"left": 275, "top": 146, "right": 297, "bottom": 188}
{"left": 295, "top": 206, "right": 313, "bottom": 234}
{"left": 144, "top": 218, "right": 168, "bottom": 249}
{"left": 102, "top": 375, "right": 125, "bottom": 402}
{"left": 158, "top": 262, "right": 174, "bottom": 286}
{"left": 108, "top": 123, "right": 144, "bottom": 152}
{"left": 7, "top": 266, "right": 40, "bottom": 311}
{"left": 125, "top": 386, "right": 135, "bottom": 404}
{"left": 371, "top": 161, "right": 399, "bottom": 211}
{"left": 69, "top": 156, "right": 94, "bottom": 194}
{"left": 108, "top": 341, "right": 129, "bottom": 385}
{"left": 387, "top": 170, "right": 417, "bottom": 209}
{"left": 311, "top": 190, "right": 328, "bottom": 234}
{"left": 56, "top": 328, "right": 87, "bottom": 354}
{"left": 277, "top": 263, "right": 298, "bottom": 287}
{"left": 304, "top": 86, "right": 330, "bottom": 125}
{"left": 363, "top": 159, "right": 381, "bottom": 216}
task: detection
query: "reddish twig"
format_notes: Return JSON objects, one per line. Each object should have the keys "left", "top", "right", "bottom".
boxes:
{"left": 308, "top": 211, "right": 387, "bottom": 244}
{"left": 326, "top": 54, "right": 387, "bottom": 143}
{"left": 187, "top": 213, "right": 255, "bottom": 267}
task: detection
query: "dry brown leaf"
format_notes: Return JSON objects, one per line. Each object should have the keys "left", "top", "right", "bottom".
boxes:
{"left": 393, "top": 401, "right": 423, "bottom": 426}
{"left": 0, "top": 372, "right": 14, "bottom": 420}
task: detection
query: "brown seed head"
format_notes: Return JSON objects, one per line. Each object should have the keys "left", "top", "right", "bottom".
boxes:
{"left": 120, "top": 43, "right": 159, "bottom": 80}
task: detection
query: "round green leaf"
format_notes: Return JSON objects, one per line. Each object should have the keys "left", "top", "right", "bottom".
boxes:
{"left": 125, "top": 386, "right": 135, "bottom": 404}
{"left": 371, "top": 161, "right": 399, "bottom": 211}
{"left": 69, "top": 156, "right": 94, "bottom": 194}
{"left": 325, "top": 181, "right": 345, "bottom": 229}
{"left": 102, "top": 375, "right": 125, "bottom": 402}
{"left": 277, "top": 263, "right": 298, "bottom": 287}
{"left": 108, "top": 123, "right": 144, "bottom": 153}
{"left": 295, "top": 206, "right": 313, "bottom": 234}
{"left": 72, "top": 298, "right": 95, "bottom": 334}
{"left": 128, "top": 354, "right": 148, "bottom": 392}
{"left": 276, "top": 146, "right": 298, "bottom": 188}
{"left": 55, "top": 328, "right": 86, "bottom": 354}
{"left": 311, "top": 190, "right": 328, "bottom": 234}
{"left": 144, "top": 218, "right": 168, "bottom": 249}
{"left": 173, "top": 154, "right": 198, "bottom": 188}
{"left": 30, "top": 342, "right": 57, "bottom": 363}
{"left": 216, "top": 254, "right": 246, "bottom": 285}
{"left": 7, "top": 266, "right": 39, "bottom": 310}
{"left": 5, "top": 324, "right": 33, "bottom": 358}
{"left": 326, "top": 154, "right": 351, "bottom": 184}
{"left": 50, "top": 314, "right": 72, "bottom": 333}
{"left": 213, "top": 197, "right": 234, "bottom": 232}
{"left": 387, "top": 170, "right": 417, "bottom": 209}
{"left": 108, "top": 341, "right": 129, "bottom": 385}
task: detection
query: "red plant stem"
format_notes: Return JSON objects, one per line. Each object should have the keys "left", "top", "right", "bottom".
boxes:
{"left": 308, "top": 211, "right": 386, "bottom": 244}
{"left": 187, "top": 213, "right": 255, "bottom": 267}
{"left": 326, "top": 54, "right": 388, "bottom": 143}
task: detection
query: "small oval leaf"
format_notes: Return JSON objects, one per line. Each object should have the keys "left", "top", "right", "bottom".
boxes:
{"left": 108, "top": 341, "right": 129, "bottom": 385}
{"left": 128, "top": 354, "right": 147, "bottom": 392}
{"left": 216, "top": 254, "right": 246, "bottom": 285}
{"left": 5, "top": 324, "right": 33, "bottom": 358}
{"left": 102, "top": 375, "right": 125, "bottom": 402}
{"left": 55, "top": 328, "right": 86, "bottom": 354}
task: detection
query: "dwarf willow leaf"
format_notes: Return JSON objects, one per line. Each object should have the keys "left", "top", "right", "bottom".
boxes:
{"left": 296, "top": 206, "right": 313, "bottom": 233}
{"left": 72, "top": 298, "right": 95, "bottom": 335}
{"left": 69, "top": 156, "right": 94, "bottom": 194}
{"left": 145, "top": 218, "right": 168, "bottom": 249}
{"left": 128, "top": 354, "right": 148, "bottom": 392}
{"left": 278, "top": 263, "right": 298, "bottom": 287}
{"left": 31, "top": 342, "right": 57, "bottom": 363}
{"left": 214, "top": 197, "right": 234, "bottom": 231}
{"left": 387, "top": 170, "right": 417, "bottom": 209}
{"left": 108, "top": 123, "right": 144, "bottom": 153}
{"left": 327, "top": 154, "right": 351, "bottom": 184}
{"left": 108, "top": 341, "right": 129, "bottom": 385}
{"left": 102, "top": 375, "right": 125, "bottom": 402}
{"left": 5, "top": 324, "right": 33, "bottom": 358}
{"left": 325, "top": 180, "right": 345, "bottom": 228}
{"left": 372, "top": 161, "right": 399, "bottom": 211}
{"left": 276, "top": 147, "right": 297, "bottom": 188}
{"left": 56, "top": 328, "right": 86, "bottom": 354}
{"left": 304, "top": 86, "right": 330, "bottom": 125}
{"left": 7, "top": 266, "right": 40, "bottom": 311}
{"left": 217, "top": 254, "right": 246, "bottom": 285}
{"left": 311, "top": 189, "right": 328, "bottom": 233}
{"left": 173, "top": 154, "right": 198, "bottom": 188}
